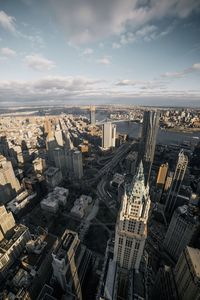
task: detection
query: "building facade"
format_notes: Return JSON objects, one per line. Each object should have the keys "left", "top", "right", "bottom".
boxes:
{"left": 163, "top": 205, "right": 198, "bottom": 262}
{"left": 165, "top": 150, "right": 188, "bottom": 219}
{"left": 102, "top": 122, "right": 116, "bottom": 149}
{"left": 139, "top": 111, "right": 159, "bottom": 184}
{"left": 113, "top": 162, "right": 151, "bottom": 271}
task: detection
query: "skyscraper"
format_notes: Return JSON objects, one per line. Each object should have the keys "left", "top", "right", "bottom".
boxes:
{"left": 165, "top": 150, "right": 188, "bottom": 219}
{"left": 89, "top": 105, "right": 96, "bottom": 125}
{"left": 113, "top": 162, "right": 151, "bottom": 271}
{"left": 174, "top": 246, "right": 200, "bottom": 300}
{"left": 72, "top": 150, "right": 83, "bottom": 179}
{"left": 163, "top": 205, "right": 198, "bottom": 262}
{"left": 52, "top": 230, "right": 91, "bottom": 299}
{"left": 102, "top": 122, "right": 116, "bottom": 149}
{"left": 0, "top": 155, "right": 21, "bottom": 203}
{"left": 139, "top": 111, "right": 159, "bottom": 184}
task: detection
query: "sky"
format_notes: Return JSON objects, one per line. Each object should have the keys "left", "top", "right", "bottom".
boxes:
{"left": 0, "top": 0, "right": 200, "bottom": 107}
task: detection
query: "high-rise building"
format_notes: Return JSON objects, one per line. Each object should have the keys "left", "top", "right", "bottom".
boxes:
{"left": 52, "top": 230, "right": 91, "bottom": 299}
{"left": 102, "top": 122, "right": 116, "bottom": 149}
{"left": 165, "top": 150, "right": 188, "bottom": 219}
{"left": 139, "top": 111, "right": 159, "bottom": 184}
{"left": 72, "top": 150, "right": 83, "bottom": 179}
{"left": 0, "top": 155, "right": 21, "bottom": 203}
{"left": 174, "top": 246, "right": 200, "bottom": 300}
{"left": 90, "top": 106, "right": 96, "bottom": 125}
{"left": 156, "top": 163, "right": 168, "bottom": 188}
{"left": 0, "top": 205, "right": 31, "bottom": 279}
{"left": 113, "top": 162, "right": 151, "bottom": 271}
{"left": 163, "top": 205, "right": 198, "bottom": 262}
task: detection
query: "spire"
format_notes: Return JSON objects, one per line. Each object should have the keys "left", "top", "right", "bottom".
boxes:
{"left": 136, "top": 160, "right": 144, "bottom": 181}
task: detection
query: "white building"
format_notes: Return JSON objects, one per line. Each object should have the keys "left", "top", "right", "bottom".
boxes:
{"left": 40, "top": 187, "right": 69, "bottom": 214}
{"left": 71, "top": 195, "right": 92, "bottom": 218}
{"left": 113, "top": 162, "right": 151, "bottom": 271}
{"left": 6, "top": 190, "right": 37, "bottom": 214}
{"left": 102, "top": 122, "right": 116, "bottom": 149}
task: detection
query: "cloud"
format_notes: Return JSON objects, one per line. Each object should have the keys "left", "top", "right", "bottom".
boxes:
{"left": 1, "top": 47, "right": 16, "bottom": 57}
{"left": 0, "top": 75, "right": 199, "bottom": 106}
{"left": 161, "top": 62, "right": 200, "bottom": 78}
{"left": 112, "top": 42, "right": 121, "bottom": 49}
{"left": 0, "top": 11, "right": 16, "bottom": 34}
{"left": 49, "top": 0, "right": 200, "bottom": 44}
{"left": 24, "top": 54, "right": 56, "bottom": 71}
{"left": 97, "top": 56, "right": 111, "bottom": 65}
{"left": 82, "top": 48, "right": 94, "bottom": 55}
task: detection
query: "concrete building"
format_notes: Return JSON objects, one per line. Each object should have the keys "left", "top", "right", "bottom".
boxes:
{"left": 139, "top": 111, "right": 159, "bottom": 184}
{"left": 40, "top": 187, "right": 69, "bottom": 214}
{"left": 71, "top": 195, "right": 92, "bottom": 218}
{"left": 6, "top": 190, "right": 37, "bottom": 214}
{"left": 44, "top": 167, "right": 63, "bottom": 189}
{"left": 174, "top": 246, "right": 200, "bottom": 300}
{"left": 0, "top": 205, "right": 31, "bottom": 279}
{"left": 52, "top": 230, "right": 91, "bottom": 299}
{"left": 113, "top": 162, "right": 151, "bottom": 271}
{"left": 163, "top": 205, "right": 198, "bottom": 262}
{"left": 32, "top": 157, "right": 46, "bottom": 174}
{"left": 72, "top": 150, "right": 83, "bottom": 179}
{"left": 165, "top": 150, "right": 188, "bottom": 219}
{"left": 164, "top": 171, "right": 173, "bottom": 192}
{"left": 102, "top": 122, "right": 116, "bottom": 149}
{"left": 0, "top": 155, "right": 21, "bottom": 203}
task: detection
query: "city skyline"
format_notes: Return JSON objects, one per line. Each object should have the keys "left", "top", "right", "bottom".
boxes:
{"left": 0, "top": 0, "right": 200, "bottom": 107}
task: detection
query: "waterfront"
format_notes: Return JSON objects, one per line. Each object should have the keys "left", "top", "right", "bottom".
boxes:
{"left": 115, "top": 121, "right": 200, "bottom": 145}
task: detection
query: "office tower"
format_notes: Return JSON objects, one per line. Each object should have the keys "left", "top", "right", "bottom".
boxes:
{"left": 0, "top": 205, "right": 31, "bottom": 279}
{"left": 102, "top": 122, "right": 116, "bottom": 149}
{"left": 52, "top": 230, "right": 91, "bottom": 299}
{"left": 90, "top": 105, "right": 96, "bottom": 125}
{"left": 53, "top": 148, "right": 67, "bottom": 176}
{"left": 156, "top": 163, "right": 168, "bottom": 189}
{"left": 0, "top": 155, "right": 20, "bottom": 203}
{"left": 165, "top": 150, "right": 188, "bottom": 219}
{"left": 125, "top": 151, "right": 138, "bottom": 175}
{"left": 164, "top": 171, "right": 173, "bottom": 192}
{"left": 139, "top": 110, "right": 159, "bottom": 184}
{"left": 113, "top": 162, "right": 151, "bottom": 271}
{"left": 54, "top": 126, "right": 64, "bottom": 147}
{"left": 46, "top": 132, "right": 58, "bottom": 164}
{"left": 174, "top": 246, "right": 200, "bottom": 300}
{"left": 72, "top": 150, "right": 83, "bottom": 179}
{"left": 163, "top": 205, "right": 198, "bottom": 262}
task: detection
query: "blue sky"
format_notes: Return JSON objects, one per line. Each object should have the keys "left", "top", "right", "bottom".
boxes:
{"left": 0, "top": 0, "right": 200, "bottom": 107}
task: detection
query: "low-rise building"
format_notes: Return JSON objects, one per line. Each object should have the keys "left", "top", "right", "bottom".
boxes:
{"left": 71, "top": 195, "right": 92, "bottom": 218}
{"left": 40, "top": 187, "right": 69, "bottom": 214}
{"left": 44, "top": 167, "right": 63, "bottom": 189}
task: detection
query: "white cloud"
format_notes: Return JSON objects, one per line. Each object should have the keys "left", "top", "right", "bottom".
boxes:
{"left": 1, "top": 47, "right": 16, "bottom": 57}
{"left": 161, "top": 62, "right": 200, "bottom": 78}
{"left": 97, "top": 56, "right": 111, "bottom": 65}
{"left": 49, "top": 0, "right": 200, "bottom": 44}
{"left": 0, "top": 11, "right": 16, "bottom": 34}
{"left": 0, "top": 75, "right": 199, "bottom": 106}
{"left": 112, "top": 42, "right": 121, "bottom": 49}
{"left": 82, "top": 48, "right": 94, "bottom": 55}
{"left": 24, "top": 54, "right": 56, "bottom": 71}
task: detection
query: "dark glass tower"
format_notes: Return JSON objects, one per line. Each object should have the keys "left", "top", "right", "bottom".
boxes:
{"left": 139, "top": 110, "right": 159, "bottom": 184}
{"left": 164, "top": 149, "right": 188, "bottom": 220}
